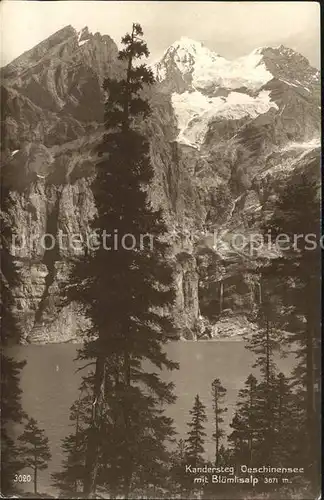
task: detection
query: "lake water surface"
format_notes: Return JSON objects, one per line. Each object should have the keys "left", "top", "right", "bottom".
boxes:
{"left": 8, "top": 340, "right": 295, "bottom": 496}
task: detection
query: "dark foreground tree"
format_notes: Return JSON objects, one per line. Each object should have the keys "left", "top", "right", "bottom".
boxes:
{"left": 169, "top": 439, "right": 188, "bottom": 495}
{"left": 185, "top": 394, "right": 207, "bottom": 468}
{"left": 244, "top": 291, "right": 282, "bottom": 465}
{"left": 1, "top": 173, "right": 28, "bottom": 495}
{"left": 271, "top": 372, "right": 303, "bottom": 467}
{"left": 63, "top": 23, "right": 178, "bottom": 497}
{"left": 211, "top": 378, "right": 227, "bottom": 465}
{"left": 228, "top": 374, "right": 260, "bottom": 465}
{"left": 51, "top": 386, "right": 92, "bottom": 495}
{"left": 0, "top": 355, "right": 27, "bottom": 495}
{"left": 18, "top": 418, "right": 52, "bottom": 494}
{"left": 262, "top": 169, "right": 321, "bottom": 487}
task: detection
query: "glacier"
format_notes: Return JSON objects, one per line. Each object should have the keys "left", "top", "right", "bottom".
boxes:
{"left": 172, "top": 89, "right": 278, "bottom": 149}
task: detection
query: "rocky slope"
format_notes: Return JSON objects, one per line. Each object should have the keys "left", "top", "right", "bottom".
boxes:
{"left": 0, "top": 28, "right": 321, "bottom": 343}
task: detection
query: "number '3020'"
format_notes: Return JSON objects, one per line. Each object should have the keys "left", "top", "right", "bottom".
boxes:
{"left": 14, "top": 474, "right": 32, "bottom": 482}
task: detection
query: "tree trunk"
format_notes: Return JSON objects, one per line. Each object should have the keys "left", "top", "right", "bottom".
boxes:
{"left": 214, "top": 388, "right": 219, "bottom": 464}
{"left": 278, "top": 381, "right": 283, "bottom": 435}
{"left": 305, "top": 287, "right": 316, "bottom": 484}
{"left": 248, "top": 433, "right": 253, "bottom": 466}
{"left": 83, "top": 356, "right": 105, "bottom": 497}
{"left": 34, "top": 466, "right": 37, "bottom": 495}
{"left": 248, "top": 381, "right": 254, "bottom": 465}
{"left": 123, "top": 349, "right": 132, "bottom": 498}
{"left": 266, "top": 317, "right": 270, "bottom": 388}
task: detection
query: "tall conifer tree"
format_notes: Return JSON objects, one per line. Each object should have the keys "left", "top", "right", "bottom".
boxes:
{"left": 272, "top": 372, "right": 303, "bottom": 467}
{"left": 185, "top": 394, "right": 207, "bottom": 468}
{"left": 211, "top": 378, "right": 227, "bottom": 465}
{"left": 64, "top": 23, "right": 178, "bottom": 497}
{"left": 228, "top": 374, "right": 260, "bottom": 465}
{"left": 51, "top": 386, "right": 92, "bottom": 495}
{"left": 245, "top": 292, "right": 282, "bottom": 464}
{"left": 18, "top": 418, "right": 52, "bottom": 494}
{"left": 261, "top": 170, "right": 321, "bottom": 485}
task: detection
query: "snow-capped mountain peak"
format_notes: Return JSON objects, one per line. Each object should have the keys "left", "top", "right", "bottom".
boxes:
{"left": 171, "top": 36, "right": 205, "bottom": 51}
{"left": 167, "top": 36, "right": 222, "bottom": 59}
{"left": 153, "top": 38, "right": 278, "bottom": 148}
{"left": 154, "top": 38, "right": 273, "bottom": 92}
{"left": 154, "top": 37, "right": 221, "bottom": 83}
{"left": 153, "top": 37, "right": 319, "bottom": 150}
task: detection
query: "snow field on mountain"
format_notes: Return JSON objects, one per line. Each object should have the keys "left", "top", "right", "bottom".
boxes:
{"left": 155, "top": 37, "right": 274, "bottom": 91}
{"left": 192, "top": 51, "right": 273, "bottom": 90}
{"left": 172, "top": 89, "right": 278, "bottom": 149}
{"left": 282, "top": 137, "right": 321, "bottom": 151}
{"left": 77, "top": 28, "right": 90, "bottom": 47}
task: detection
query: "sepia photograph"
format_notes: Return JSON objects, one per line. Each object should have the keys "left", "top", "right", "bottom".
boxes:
{"left": 0, "top": 1, "right": 321, "bottom": 499}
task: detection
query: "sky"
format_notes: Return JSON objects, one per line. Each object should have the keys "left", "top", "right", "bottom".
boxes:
{"left": 0, "top": 1, "right": 321, "bottom": 68}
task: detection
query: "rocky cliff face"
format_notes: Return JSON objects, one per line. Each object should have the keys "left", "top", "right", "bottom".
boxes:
{"left": 1, "top": 28, "right": 321, "bottom": 343}
{"left": 1, "top": 25, "right": 121, "bottom": 149}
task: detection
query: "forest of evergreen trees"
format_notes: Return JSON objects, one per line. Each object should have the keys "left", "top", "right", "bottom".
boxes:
{"left": 0, "top": 23, "right": 321, "bottom": 500}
